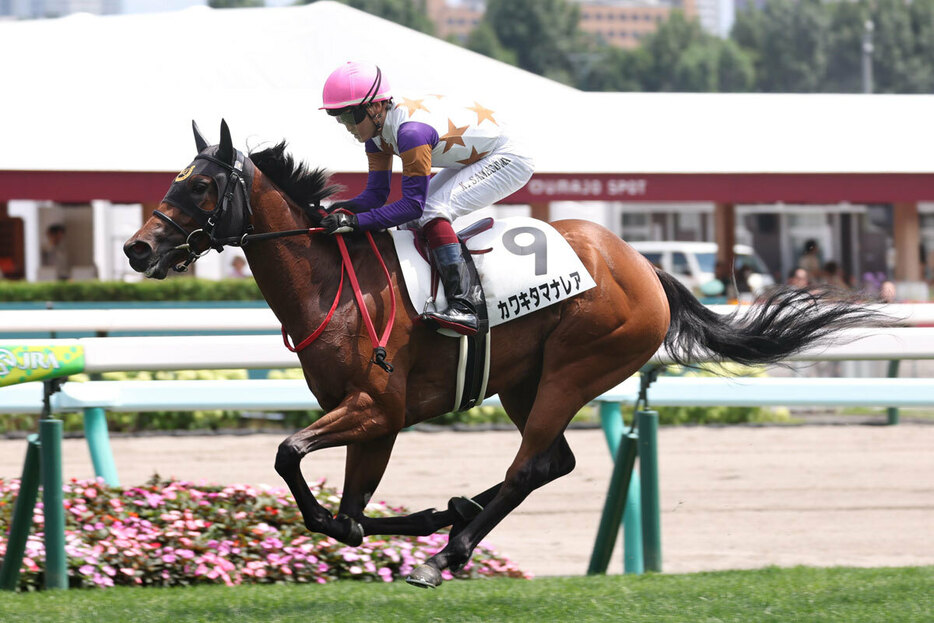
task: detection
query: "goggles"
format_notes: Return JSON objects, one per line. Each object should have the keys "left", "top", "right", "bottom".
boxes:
{"left": 328, "top": 106, "right": 367, "bottom": 126}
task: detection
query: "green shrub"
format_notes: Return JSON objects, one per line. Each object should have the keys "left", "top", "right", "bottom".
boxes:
{"left": 0, "top": 278, "right": 263, "bottom": 302}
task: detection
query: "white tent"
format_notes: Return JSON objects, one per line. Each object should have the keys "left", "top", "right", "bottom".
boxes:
{"left": 0, "top": 1, "right": 574, "bottom": 175}
{"left": 3, "top": 1, "right": 934, "bottom": 179}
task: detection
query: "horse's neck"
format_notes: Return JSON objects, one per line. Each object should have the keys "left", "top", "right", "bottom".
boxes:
{"left": 242, "top": 181, "right": 340, "bottom": 329}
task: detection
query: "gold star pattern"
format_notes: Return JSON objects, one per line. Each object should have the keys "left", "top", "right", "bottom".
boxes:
{"left": 397, "top": 97, "right": 430, "bottom": 116}
{"left": 468, "top": 101, "right": 497, "bottom": 126}
{"left": 456, "top": 146, "right": 490, "bottom": 166}
{"left": 439, "top": 119, "right": 469, "bottom": 154}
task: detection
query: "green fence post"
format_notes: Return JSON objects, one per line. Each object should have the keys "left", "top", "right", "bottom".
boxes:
{"left": 637, "top": 409, "right": 662, "bottom": 572}
{"left": 598, "top": 402, "right": 643, "bottom": 574}
{"left": 0, "top": 435, "right": 42, "bottom": 591}
{"left": 622, "top": 473, "right": 644, "bottom": 574}
{"left": 39, "top": 418, "right": 68, "bottom": 590}
{"left": 83, "top": 407, "right": 119, "bottom": 486}
{"left": 587, "top": 430, "right": 639, "bottom": 575}
{"left": 886, "top": 360, "right": 901, "bottom": 425}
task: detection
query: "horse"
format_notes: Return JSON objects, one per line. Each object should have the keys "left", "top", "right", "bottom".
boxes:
{"left": 124, "top": 120, "right": 880, "bottom": 588}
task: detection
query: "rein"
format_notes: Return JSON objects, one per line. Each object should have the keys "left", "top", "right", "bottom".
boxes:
{"left": 282, "top": 230, "right": 396, "bottom": 373}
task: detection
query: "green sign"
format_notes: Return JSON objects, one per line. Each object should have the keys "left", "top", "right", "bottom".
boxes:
{"left": 0, "top": 345, "right": 85, "bottom": 387}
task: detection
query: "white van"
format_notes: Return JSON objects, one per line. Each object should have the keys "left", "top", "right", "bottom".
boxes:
{"left": 628, "top": 241, "right": 775, "bottom": 295}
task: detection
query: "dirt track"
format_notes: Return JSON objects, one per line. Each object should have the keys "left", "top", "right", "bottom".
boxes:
{"left": 1, "top": 424, "right": 932, "bottom": 577}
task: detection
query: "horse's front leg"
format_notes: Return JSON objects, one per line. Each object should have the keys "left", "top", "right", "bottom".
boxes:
{"left": 274, "top": 391, "right": 395, "bottom": 545}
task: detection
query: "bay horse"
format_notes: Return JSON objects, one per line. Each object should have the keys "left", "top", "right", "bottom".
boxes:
{"left": 124, "top": 121, "right": 879, "bottom": 588}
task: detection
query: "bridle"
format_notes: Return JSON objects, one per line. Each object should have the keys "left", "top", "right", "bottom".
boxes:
{"left": 154, "top": 148, "right": 259, "bottom": 272}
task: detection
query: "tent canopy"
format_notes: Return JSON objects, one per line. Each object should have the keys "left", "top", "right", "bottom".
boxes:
{"left": 2, "top": 2, "right": 934, "bottom": 203}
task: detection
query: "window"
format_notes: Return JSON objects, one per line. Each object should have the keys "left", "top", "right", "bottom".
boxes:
{"left": 641, "top": 252, "right": 663, "bottom": 269}
{"left": 672, "top": 252, "right": 692, "bottom": 276}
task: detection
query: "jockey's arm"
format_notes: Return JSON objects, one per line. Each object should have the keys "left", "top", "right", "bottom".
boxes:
{"left": 355, "top": 122, "right": 436, "bottom": 231}
{"left": 337, "top": 141, "right": 392, "bottom": 213}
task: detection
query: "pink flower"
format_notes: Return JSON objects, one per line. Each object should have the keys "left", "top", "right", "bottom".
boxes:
{"left": 162, "top": 554, "right": 176, "bottom": 564}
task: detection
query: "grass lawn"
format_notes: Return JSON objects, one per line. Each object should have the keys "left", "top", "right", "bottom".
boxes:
{"left": 1, "top": 565, "right": 931, "bottom": 623}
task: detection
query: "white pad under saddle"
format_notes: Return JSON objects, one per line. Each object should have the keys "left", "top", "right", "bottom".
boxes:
{"left": 390, "top": 217, "right": 597, "bottom": 328}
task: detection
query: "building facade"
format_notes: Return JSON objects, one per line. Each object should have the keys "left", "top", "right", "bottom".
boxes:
{"left": 0, "top": 0, "right": 119, "bottom": 18}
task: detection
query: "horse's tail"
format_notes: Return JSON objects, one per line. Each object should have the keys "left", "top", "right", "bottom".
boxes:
{"left": 654, "top": 268, "right": 885, "bottom": 367}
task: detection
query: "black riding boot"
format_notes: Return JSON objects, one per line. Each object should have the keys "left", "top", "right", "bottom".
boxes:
{"left": 421, "top": 243, "right": 481, "bottom": 336}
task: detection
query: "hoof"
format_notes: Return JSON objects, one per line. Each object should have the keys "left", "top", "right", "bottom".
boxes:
{"left": 405, "top": 564, "right": 443, "bottom": 589}
{"left": 336, "top": 513, "right": 364, "bottom": 547}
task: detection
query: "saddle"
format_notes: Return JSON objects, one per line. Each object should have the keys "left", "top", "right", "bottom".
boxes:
{"left": 413, "top": 217, "right": 494, "bottom": 412}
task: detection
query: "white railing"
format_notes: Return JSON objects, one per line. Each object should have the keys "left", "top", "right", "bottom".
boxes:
{"left": 1, "top": 303, "right": 932, "bottom": 333}
{"left": 2, "top": 326, "right": 933, "bottom": 374}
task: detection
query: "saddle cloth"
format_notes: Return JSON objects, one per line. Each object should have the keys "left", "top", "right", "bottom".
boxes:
{"left": 390, "top": 217, "right": 597, "bottom": 328}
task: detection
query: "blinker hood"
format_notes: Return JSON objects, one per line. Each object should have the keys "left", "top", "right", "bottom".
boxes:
{"left": 161, "top": 144, "right": 256, "bottom": 250}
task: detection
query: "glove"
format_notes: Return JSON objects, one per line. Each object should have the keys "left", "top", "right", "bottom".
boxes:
{"left": 321, "top": 210, "right": 359, "bottom": 235}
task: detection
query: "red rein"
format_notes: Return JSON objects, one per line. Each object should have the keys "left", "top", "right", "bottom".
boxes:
{"left": 281, "top": 230, "right": 396, "bottom": 371}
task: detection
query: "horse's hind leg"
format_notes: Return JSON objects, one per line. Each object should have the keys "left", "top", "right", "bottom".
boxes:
{"left": 406, "top": 427, "right": 577, "bottom": 588}
{"left": 406, "top": 342, "right": 652, "bottom": 588}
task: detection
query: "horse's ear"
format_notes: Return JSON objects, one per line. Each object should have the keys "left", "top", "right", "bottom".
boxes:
{"left": 192, "top": 120, "right": 209, "bottom": 152}
{"left": 217, "top": 119, "right": 234, "bottom": 164}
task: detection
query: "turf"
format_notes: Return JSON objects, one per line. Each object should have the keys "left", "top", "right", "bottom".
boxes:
{"left": 1, "top": 565, "right": 931, "bottom": 623}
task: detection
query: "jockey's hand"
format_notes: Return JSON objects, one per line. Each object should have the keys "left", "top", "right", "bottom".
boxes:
{"left": 321, "top": 211, "right": 359, "bottom": 235}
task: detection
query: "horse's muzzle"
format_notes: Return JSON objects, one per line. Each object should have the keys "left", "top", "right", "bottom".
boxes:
{"left": 123, "top": 239, "right": 154, "bottom": 273}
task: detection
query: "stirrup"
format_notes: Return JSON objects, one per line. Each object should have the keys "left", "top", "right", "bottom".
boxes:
{"left": 421, "top": 310, "right": 478, "bottom": 336}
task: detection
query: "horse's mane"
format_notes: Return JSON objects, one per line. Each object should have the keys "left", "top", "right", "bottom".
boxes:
{"left": 249, "top": 142, "right": 341, "bottom": 222}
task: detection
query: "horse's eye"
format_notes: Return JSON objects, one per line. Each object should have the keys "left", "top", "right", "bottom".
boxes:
{"left": 191, "top": 181, "right": 209, "bottom": 194}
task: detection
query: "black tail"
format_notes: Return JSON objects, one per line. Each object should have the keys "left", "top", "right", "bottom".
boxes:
{"left": 655, "top": 268, "right": 887, "bottom": 367}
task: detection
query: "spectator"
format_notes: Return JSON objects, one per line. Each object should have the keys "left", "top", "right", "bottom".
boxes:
{"left": 797, "top": 239, "right": 821, "bottom": 282}
{"left": 880, "top": 280, "right": 897, "bottom": 303}
{"left": 227, "top": 256, "right": 251, "bottom": 279}
{"left": 787, "top": 267, "right": 809, "bottom": 289}
{"left": 41, "top": 223, "right": 70, "bottom": 281}
{"left": 821, "top": 261, "right": 848, "bottom": 289}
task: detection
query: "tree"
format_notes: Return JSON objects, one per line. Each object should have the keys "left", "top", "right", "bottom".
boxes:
{"left": 465, "top": 21, "right": 517, "bottom": 67}
{"left": 297, "top": 0, "right": 434, "bottom": 35}
{"left": 598, "top": 12, "right": 753, "bottom": 92}
{"left": 209, "top": 0, "right": 264, "bottom": 7}
{"left": 484, "top": 0, "right": 581, "bottom": 83}
{"left": 870, "top": 0, "right": 920, "bottom": 92}
{"left": 823, "top": 0, "right": 867, "bottom": 92}
{"left": 753, "top": 0, "right": 829, "bottom": 92}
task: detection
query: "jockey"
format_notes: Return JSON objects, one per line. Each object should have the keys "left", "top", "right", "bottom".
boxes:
{"left": 319, "top": 61, "right": 534, "bottom": 336}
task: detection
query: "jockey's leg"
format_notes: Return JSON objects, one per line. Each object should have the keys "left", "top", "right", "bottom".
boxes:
{"left": 420, "top": 218, "right": 482, "bottom": 336}
{"left": 416, "top": 147, "right": 533, "bottom": 336}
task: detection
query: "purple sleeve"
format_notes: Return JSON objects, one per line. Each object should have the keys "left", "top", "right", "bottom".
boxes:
{"left": 356, "top": 122, "right": 437, "bottom": 231}
{"left": 344, "top": 140, "right": 391, "bottom": 211}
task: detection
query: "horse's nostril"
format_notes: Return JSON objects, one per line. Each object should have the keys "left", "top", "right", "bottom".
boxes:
{"left": 124, "top": 240, "right": 152, "bottom": 262}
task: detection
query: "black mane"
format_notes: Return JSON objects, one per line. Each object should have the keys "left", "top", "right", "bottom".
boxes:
{"left": 249, "top": 142, "right": 341, "bottom": 221}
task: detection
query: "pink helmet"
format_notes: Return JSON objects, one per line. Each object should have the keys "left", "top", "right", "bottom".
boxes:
{"left": 321, "top": 62, "right": 392, "bottom": 110}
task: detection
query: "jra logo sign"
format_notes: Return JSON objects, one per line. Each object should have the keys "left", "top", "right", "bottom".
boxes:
{"left": 0, "top": 345, "right": 85, "bottom": 387}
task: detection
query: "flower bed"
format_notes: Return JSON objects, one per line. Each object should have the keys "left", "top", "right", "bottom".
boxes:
{"left": 0, "top": 476, "right": 527, "bottom": 590}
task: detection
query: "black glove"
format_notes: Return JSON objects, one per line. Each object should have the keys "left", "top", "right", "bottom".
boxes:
{"left": 321, "top": 211, "right": 359, "bottom": 235}
{"left": 326, "top": 200, "right": 361, "bottom": 214}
